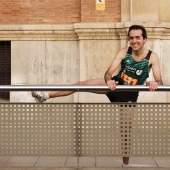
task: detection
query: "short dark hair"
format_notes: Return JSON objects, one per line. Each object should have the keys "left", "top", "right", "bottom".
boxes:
{"left": 128, "top": 25, "right": 147, "bottom": 39}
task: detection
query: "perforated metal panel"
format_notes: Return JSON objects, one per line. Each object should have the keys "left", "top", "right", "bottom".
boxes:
{"left": 131, "top": 104, "right": 170, "bottom": 156}
{"left": 0, "top": 103, "right": 170, "bottom": 156}
{"left": 79, "top": 104, "right": 121, "bottom": 156}
{"left": 0, "top": 103, "right": 78, "bottom": 156}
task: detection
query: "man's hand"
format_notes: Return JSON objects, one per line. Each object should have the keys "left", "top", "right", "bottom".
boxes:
{"left": 145, "top": 81, "right": 158, "bottom": 91}
{"left": 106, "top": 80, "right": 119, "bottom": 90}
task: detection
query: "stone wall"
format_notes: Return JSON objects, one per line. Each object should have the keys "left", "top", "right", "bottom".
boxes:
{"left": 0, "top": 22, "right": 168, "bottom": 103}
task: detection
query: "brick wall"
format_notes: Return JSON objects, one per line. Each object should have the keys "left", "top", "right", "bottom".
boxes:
{"left": 0, "top": 0, "right": 121, "bottom": 24}
{"left": 0, "top": 0, "right": 81, "bottom": 24}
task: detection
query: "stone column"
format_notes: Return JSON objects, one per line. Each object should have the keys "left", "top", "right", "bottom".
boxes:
{"left": 161, "top": 23, "right": 170, "bottom": 102}
{"left": 74, "top": 23, "right": 120, "bottom": 102}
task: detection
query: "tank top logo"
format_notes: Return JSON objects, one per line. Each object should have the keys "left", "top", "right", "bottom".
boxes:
{"left": 136, "top": 70, "right": 143, "bottom": 75}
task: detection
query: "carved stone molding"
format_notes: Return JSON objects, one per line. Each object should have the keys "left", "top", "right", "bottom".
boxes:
{"left": 0, "top": 22, "right": 169, "bottom": 41}
{"left": 74, "top": 22, "right": 168, "bottom": 40}
{"left": 161, "top": 23, "right": 170, "bottom": 39}
{"left": 0, "top": 24, "right": 78, "bottom": 41}
{"left": 116, "top": 22, "right": 167, "bottom": 40}
{"left": 74, "top": 23, "right": 119, "bottom": 40}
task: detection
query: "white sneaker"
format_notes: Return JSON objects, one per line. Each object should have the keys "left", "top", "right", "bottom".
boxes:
{"left": 122, "top": 163, "right": 129, "bottom": 167}
{"left": 32, "top": 91, "right": 47, "bottom": 103}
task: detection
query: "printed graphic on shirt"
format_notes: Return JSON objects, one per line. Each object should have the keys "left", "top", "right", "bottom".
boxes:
{"left": 125, "top": 65, "right": 143, "bottom": 76}
{"left": 136, "top": 70, "right": 143, "bottom": 75}
{"left": 121, "top": 71, "right": 138, "bottom": 85}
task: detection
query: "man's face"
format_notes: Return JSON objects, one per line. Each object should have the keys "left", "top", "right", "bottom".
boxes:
{"left": 128, "top": 29, "right": 147, "bottom": 51}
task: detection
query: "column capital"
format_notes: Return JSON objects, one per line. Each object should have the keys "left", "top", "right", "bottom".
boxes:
{"left": 74, "top": 23, "right": 119, "bottom": 40}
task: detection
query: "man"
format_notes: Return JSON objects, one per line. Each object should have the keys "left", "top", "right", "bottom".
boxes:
{"left": 32, "top": 25, "right": 163, "bottom": 166}
{"left": 105, "top": 25, "right": 162, "bottom": 92}
{"left": 104, "top": 25, "right": 163, "bottom": 166}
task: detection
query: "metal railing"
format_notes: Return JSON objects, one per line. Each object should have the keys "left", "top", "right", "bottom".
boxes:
{"left": 0, "top": 85, "right": 170, "bottom": 91}
{"left": 0, "top": 85, "right": 170, "bottom": 156}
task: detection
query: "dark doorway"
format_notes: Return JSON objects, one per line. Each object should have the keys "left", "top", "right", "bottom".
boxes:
{"left": 0, "top": 41, "right": 11, "bottom": 99}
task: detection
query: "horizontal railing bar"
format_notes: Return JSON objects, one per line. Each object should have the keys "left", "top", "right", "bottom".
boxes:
{"left": 0, "top": 85, "right": 170, "bottom": 91}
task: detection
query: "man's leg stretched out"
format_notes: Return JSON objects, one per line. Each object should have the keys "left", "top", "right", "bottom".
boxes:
{"left": 32, "top": 78, "right": 106, "bottom": 103}
{"left": 32, "top": 77, "right": 136, "bottom": 166}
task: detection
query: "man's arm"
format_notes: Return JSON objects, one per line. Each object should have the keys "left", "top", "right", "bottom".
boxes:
{"left": 146, "top": 52, "right": 163, "bottom": 91}
{"left": 104, "top": 48, "right": 127, "bottom": 90}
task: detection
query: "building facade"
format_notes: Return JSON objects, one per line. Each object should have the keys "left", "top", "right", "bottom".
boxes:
{"left": 0, "top": 0, "right": 170, "bottom": 103}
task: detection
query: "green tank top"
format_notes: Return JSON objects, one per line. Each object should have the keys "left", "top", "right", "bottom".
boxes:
{"left": 117, "top": 47, "right": 152, "bottom": 85}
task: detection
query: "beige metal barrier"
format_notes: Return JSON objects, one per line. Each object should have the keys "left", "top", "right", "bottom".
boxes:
{"left": 0, "top": 102, "right": 170, "bottom": 156}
